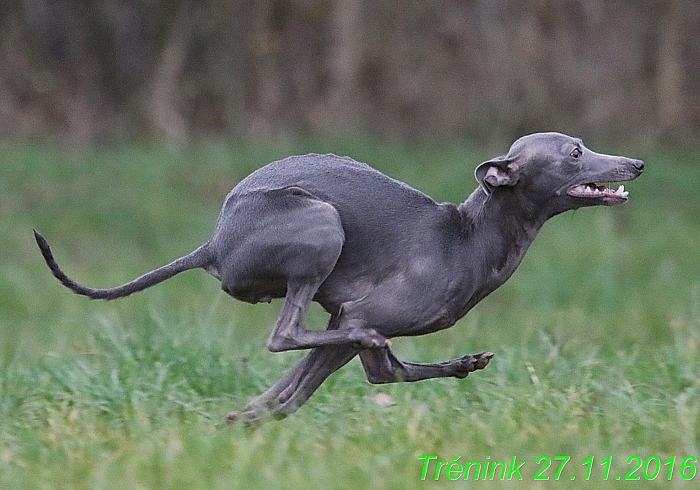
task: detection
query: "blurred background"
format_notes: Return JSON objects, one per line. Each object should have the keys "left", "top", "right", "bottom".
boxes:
{"left": 1, "top": 0, "right": 699, "bottom": 149}
{"left": 2, "top": 3, "right": 700, "bottom": 486}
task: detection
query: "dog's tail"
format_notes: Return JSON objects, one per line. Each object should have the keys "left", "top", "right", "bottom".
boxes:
{"left": 34, "top": 230, "right": 213, "bottom": 300}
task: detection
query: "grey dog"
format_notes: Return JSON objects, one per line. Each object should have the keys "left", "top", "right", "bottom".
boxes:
{"left": 35, "top": 132, "right": 644, "bottom": 422}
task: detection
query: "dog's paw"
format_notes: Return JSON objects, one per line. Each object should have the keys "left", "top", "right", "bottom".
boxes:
{"left": 453, "top": 351, "right": 494, "bottom": 378}
{"left": 348, "top": 328, "right": 389, "bottom": 350}
{"left": 472, "top": 351, "right": 494, "bottom": 369}
{"left": 218, "top": 407, "right": 277, "bottom": 429}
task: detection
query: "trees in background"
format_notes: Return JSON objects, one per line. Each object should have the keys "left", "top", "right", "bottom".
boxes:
{"left": 0, "top": 0, "right": 698, "bottom": 146}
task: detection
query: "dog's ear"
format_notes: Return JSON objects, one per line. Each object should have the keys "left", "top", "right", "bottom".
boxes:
{"left": 475, "top": 156, "right": 519, "bottom": 196}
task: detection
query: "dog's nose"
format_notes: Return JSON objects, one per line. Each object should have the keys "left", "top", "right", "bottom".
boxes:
{"left": 632, "top": 159, "right": 644, "bottom": 171}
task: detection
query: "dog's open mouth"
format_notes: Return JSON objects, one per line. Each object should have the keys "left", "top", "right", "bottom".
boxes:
{"left": 567, "top": 183, "right": 629, "bottom": 203}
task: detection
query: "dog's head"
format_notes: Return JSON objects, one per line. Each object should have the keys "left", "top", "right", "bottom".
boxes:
{"left": 475, "top": 132, "right": 644, "bottom": 215}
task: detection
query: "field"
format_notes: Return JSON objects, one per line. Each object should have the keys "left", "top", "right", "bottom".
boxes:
{"left": 1, "top": 140, "right": 698, "bottom": 489}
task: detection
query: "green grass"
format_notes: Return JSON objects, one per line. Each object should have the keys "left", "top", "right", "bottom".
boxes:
{"left": 1, "top": 140, "right": 698, "bottom": 489}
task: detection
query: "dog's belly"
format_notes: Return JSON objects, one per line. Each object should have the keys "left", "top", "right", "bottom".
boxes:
{"left": 222, "top": 274, "right": 287, "bottom": 304}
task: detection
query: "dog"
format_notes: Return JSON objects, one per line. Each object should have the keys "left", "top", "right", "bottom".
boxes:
{"left": 35, "top": 132, "right": 644, "bottom": 421}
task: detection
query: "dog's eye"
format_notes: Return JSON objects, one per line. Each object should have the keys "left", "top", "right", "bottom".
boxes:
{"left": 570, "top": 147, "right": 582, "bottom": 158}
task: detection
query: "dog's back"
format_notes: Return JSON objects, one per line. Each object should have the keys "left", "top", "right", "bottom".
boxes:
{"left": 216, "top": 154, "right": 461, "bottom": 298}
{"left": 229, "top": 153, "right": 435, "bottom": 211}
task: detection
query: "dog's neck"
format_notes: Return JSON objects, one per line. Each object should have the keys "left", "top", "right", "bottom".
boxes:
{"left": 459, "top": 186, "right": 548, "bottom": 240}
{"left": 454, "top": 187, "right": 549, "bottom": 310}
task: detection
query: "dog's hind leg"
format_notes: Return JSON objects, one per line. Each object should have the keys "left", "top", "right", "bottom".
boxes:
{"left": 359, "top": 346, "right": 494, "bottom": 383}
{"left": 218, "top": 187, "right": 387, "bottom": 352}
{"left": 265, "top": 280, "right": 387, "bottom": 352}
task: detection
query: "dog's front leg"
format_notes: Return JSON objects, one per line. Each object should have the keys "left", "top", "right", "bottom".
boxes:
{"left": 359, "top": 346, "right": 493, "bottom": 384}
{"left": 226, "top": 344, "right": 359, "bottom": 424}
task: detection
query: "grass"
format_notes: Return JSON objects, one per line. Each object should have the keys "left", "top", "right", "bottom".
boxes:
{"left": 1, "top": 139, "right": 699, "bottom": 489}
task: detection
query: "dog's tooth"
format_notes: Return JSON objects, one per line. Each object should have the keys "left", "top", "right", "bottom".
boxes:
{"left": 615, "top": 184, "right": 625, "bottom": 196}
